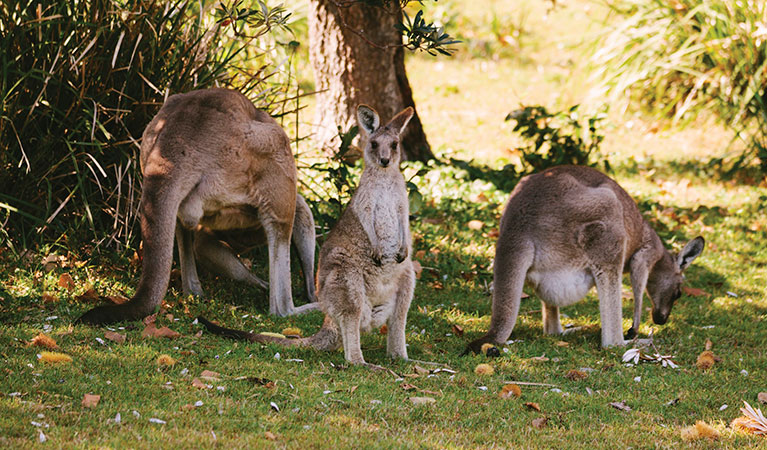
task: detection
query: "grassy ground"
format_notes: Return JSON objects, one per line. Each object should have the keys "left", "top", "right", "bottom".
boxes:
{"left": 2, "top": 0, "right": 767, "bottom": 448}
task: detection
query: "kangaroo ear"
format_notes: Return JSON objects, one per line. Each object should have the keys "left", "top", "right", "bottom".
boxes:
{"left": 388, "top": 107, "right": 414, "bottom": 135}
{"left": 357, "top": 105, "right": 380, "bottom": 135}
{"left": 677, "top": 236, "right": 705, "bottom": 270}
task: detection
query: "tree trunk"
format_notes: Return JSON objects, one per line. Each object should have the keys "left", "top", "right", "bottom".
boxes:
{"left": 308, "top": 0, "right": 434, "bottom": 161}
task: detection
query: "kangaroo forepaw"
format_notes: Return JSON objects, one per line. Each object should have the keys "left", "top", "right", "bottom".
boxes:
{"left": 372, "top": 250, "right": 383, "bottom": 267}
{"left": 395, "top": 246, "right": 408, "bottom": 264}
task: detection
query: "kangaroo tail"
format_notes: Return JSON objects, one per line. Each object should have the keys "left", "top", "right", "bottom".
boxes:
{"left": 196, "top": 315, "right": 339, "bottom": 351}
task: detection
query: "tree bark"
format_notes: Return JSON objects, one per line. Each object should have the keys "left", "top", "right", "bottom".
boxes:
{"left": 308, "top": 0, "right": 434, "bottom": 161}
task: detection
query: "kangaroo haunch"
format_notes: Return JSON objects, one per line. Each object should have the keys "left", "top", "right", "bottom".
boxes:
{"left": 467, "top": 165, "right": 704, "bottom": 353}
{"left": 77, "top": 88, "right": 317, "bottom": 326}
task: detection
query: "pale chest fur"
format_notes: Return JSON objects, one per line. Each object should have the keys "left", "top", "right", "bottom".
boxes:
{"left": 351, "top": 171, "right": 408, "bottom": 254}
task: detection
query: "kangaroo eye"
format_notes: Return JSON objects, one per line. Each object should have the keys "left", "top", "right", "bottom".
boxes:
{"left": 390, "top": 141, "right": 398, "bottom": 150}
{"left": 370, "top": 140, "right": 378, "bottom": 149}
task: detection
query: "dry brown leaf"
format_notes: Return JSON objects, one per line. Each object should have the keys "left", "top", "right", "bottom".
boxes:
{"left": 30, "top": 333, "right": 58, "bottom": 350}
{"left": 181, "top": 403, "right": 196, "bottom": 411}
{"left": 264, "top": 431, "right": 278, "bottom": 441}
{"left": 759, "top": 392, "right": 767, "bottom": 405}
{"left": 530, "top": 355, "right": 549, "bottom": 362}
{"left": 401, "top": 383, "right": 417, "bottom": 391}
{"left": 731, "top": 401, "right": 767, "bottom": 436}
{"left": 524, "top": 402, "right": 541, "bottom": 412}
{"left": 75, "top": 289, "right": 99, "bottom": 302}
{"left": 281, "top": 327, "right": 302, "bottom": 338}
{"left": 191, "top": 378, "right": 209, "bottom": 389}
{"left": 104, "top": 294, "right": 130, "bottom": 305}
{"left": 40, "top": 351, "right": 72, "bottom": 363}
{"left": 142, "top": 322, "right": 181, "bottom": 339}
{"left": 696, "top": 350, "right": 717, "bottom": 370}
{"left": 412, "top": 260, "right": 423, "bottom": 279}
{"left": 487, "top": 228, "right": 500, "bottom": 238}
{"left": 200, "top": 370, "right": 221, "bottom": 382}
{"left": 609, "top": 401, "right": 631, "bottom": 412}
{"left": 565, "top": 369, "right": 588, "bottom": 381}
{"left": 415, "top": 250, "right": 426, "bottom": 260}
{"left": 681, "top": 421, "right": 720, "bottom": 441}
{"left": 379, "top": 324, "right": 388, "bottom": 335}
{"left": 431, "top": 281, "right": 444, "bottom": 290}
{"left": 349, "top": 385, "right": 358, "bottom": 394}
{"left": 41, "top": 293, "right": 58, "bottom": 304}
{"left": 498, "top": 384, "right": 521, "bottom": 399}
{"left": 104, "top": 330, "right": 126, "bottom": 344}
{"left": 81, "top": 394, "right": 100, "bottom": 408}
{"left": 682, "top": 286, "right": 709, "bottom": 297}
{"left": 156, "top": 355, "right": 176, "bottom": 367}
{"left": 532, "top": 417, "right": 548, "bottom": 429}
{"left": 704, "top": 338, "right": 713, "bottom": 351}
{"left": 451, "top": 324, "right": 464, "bottom": 336}
{"left": 58, "top": 273, "right": 75, "bottom": 291}
{"left": 520, "top": 292, "right": 530, "bottom": 299}
{"left": 414, "top": 365, "right": 430, "bottom": 376}
{"left": 555, "top": 341, "right": 570, "bottom": 347}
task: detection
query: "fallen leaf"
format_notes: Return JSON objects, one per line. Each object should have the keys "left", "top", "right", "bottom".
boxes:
{"left": 401, "top": 383, "right": 417, "bottom": 391}
{"left": 451, "top": 324, "right": 464, "bottom": 336}
{"left": 264, "top": 431, "right": 278, "bottom": 441}
{"left": 75, "top": 289, "right": 99, "bottom": 302}
{"left": 191, "top": 378, "right": 209, "bottom": 389}
{"left": 531, "top": 417, "right": 548, "bottom": 429}
{"left": 349, "top": 385, "right": 358, "bottom": 394}
{"left": 40, "top": 351, "right": 72, "bottom": 363}
{"left": 564, "top": 369, "right": 588, "bottom": 381}
{"left": 58, "top": 273, "right": 75, "bottom": 291}
{"left": 81, "top": 394, "right": 100, "bottom": 408}
{"left": 530, "top": 355, "right": 549, "bottom": 362}
{"left": 498, "top": 384, "right": 521, "bottom": 399}
{"left": 431, "top": 281, "right": 444, "bottom": 290}
{"left": 415, "top": 250, "right": 426, "bottom": 259}
{"left": 704, "top": 338, "right": 713, "bottom": 351}
{"left": 555, "top": 341, "right": 570, "bottom": 347}
{"left": 41, "top": 293, "right": 58, "bottom": 304}
{"left": 379, "top": 324, "right": 388, "bottom": 335}
{"left": 609, "top": 401, "right": 632, "bottom": 412}
{"left": 487, "top": 228, "right": 500, "bottom": 238}
{"left": 731, "top": 401, "right": 767, "bottom": 436}
{"left": 142, "top": 322, "right": 181, "bottom": 339}
{"left": 474, "top": 364, "right": 494, "bottom": 375}
{"left": 104, "top": 330, "right": 126, "bottom": 344}
{"left": 281, "top": 327, "right": 302, "bottom": 338}
{"left": 681, "top": 421, "right": 720, "bottom": 441}
{"left": 468, "top": 220, "right": 484, "bottom": 231}
{"left": 409, "top": 396, "right": 436, "bottom": 405}
{"left": 524, "top": 402, "right": 541, "bottom": 412}
{"left": 104, "top": 294, "right": 130, "bottom": 305}
{"left": 682, "top": 286, "right": 709, "bottom": 297}
{"left": 30, "top": 333, "right": 58, "bottom": 350}
{"left": 758, "top": 392, "right": 767, "bottom": 405}
{"left": 199, "top": 370, "right": 221, "bottom": 382}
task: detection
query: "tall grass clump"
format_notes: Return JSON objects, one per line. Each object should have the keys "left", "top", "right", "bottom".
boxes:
{"left": 0, "top": 0, "right": 295, "bottom": 254}
{"left": 591, "top": 0, "right": 767, "bottom": 172}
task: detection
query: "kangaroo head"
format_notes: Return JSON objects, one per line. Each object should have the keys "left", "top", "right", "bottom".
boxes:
{"left": 646, "top": 236, "right": 705, "bottom": 325}
{"left": 357, "top": 105, "right": 414, "bottom": 169}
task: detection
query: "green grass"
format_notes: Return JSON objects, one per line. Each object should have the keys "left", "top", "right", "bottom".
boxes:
{"left": 1, "top": 160, "right": 766, "bottom": 448}
{"left": 2, "top": 0, "right": 767, "bottom": 448}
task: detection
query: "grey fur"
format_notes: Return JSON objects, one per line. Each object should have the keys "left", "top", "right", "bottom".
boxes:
{"left": 467, "top": 166, "right": 704, "bottom": 352}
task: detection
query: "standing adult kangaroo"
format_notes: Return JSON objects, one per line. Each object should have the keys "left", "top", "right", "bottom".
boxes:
{"left": 77, "top": 88, "right": 317, "bottom": 325}
{"left": 466, "top": 166, "right": 704, "bottom": 353}
{"left": 199, "top": 105, "right": 416, "bottom": 367}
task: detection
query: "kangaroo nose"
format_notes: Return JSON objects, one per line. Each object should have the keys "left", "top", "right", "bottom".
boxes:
{"left": 652, "top": 309, "right": 668, "bottom": 325}
{"left": 380, "top": 158, "right": 390, "bottom": 167}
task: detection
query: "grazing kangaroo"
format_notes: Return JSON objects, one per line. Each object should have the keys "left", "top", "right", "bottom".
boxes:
{"left": 77, "top": 88, "right": 317, "bottom": 325}
{"left": 199, "top": 105, "right": 416, "bottom": 367}
{"left": 466, "top": 166, "right": 704, "bottom": 353}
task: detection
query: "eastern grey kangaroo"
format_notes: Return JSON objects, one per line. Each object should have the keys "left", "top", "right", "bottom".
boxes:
{"left": 467, "top": 166, "right": 704, "bottom": 353}
{"left": 199, "top": 105, "right": 416, "bottom": 367}
{"left": 77, "top": 88, "right": 317, "bottom": 325}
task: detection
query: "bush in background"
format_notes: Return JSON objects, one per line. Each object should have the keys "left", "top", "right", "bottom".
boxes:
{"left": 0, "top": 0, "right": 294, "bottom": 254}
{"left": 591, "top": 0, "right": 767, "bottom": 172}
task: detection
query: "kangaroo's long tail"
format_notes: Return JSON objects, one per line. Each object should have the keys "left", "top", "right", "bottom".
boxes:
{"left": 196, "top": 315, "right": 340, "bottom": 351}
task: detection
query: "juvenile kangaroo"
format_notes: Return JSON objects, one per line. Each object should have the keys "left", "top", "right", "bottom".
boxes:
{"left": 199, "top": 105, "right": 416, "bottom": 367}
{"left": 77, "top": 88, "right": 317, "bottom": 325}
{"left": 466, "top": 166, "right": 704, "bottom": 353}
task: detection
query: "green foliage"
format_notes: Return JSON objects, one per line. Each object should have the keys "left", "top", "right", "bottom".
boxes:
{"left": 592, "top": 0, "right": 767, "bottom": 171}
{"left": 0, "top": 0, "right": 296, "bottom": 253}
{"left": 396, "top": 9, "right": 460, "bottom": 56}
{"left": 506, "top": 105, "right": 607, "bottom": 173}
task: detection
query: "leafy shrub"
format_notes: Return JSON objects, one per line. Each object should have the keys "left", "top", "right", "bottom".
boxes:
{"left": 0, "top": 0, "right": 293, "bottom": 253}
{"left": 506, "top": 105, "right": 607, "bottom": 173}
{"left": 592, "top": 0, "right": 767, "bottom": 172}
